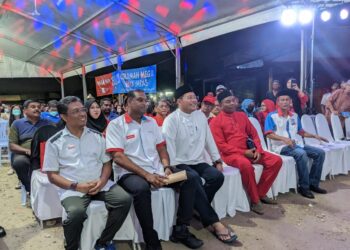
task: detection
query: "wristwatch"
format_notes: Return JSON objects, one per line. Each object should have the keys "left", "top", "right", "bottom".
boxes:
{"left": 69, "top": 182, "right": 78, "bottom": 191}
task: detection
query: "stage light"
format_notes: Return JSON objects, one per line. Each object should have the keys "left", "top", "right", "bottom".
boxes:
{"left": 340, "top": 8, "right": 349, "bottom": 20}
{"left": 281, "top": 9, "right": 297, "bottom": 26}
{"left": 299, "top": 9, "right": 314, "bottom": 25}
{"left": 320, "top": 10, "right": 331, "bottom": 22}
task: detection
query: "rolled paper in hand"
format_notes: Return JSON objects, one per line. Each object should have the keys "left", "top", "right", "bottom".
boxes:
{"left": 164, "top": 170, "right": 187, "bottom": 185}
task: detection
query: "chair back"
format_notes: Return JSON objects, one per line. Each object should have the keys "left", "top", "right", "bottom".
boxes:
{"left": 345, "top": 117, "right": 350, "bottom": 139}
{"left": 31, "top": 125, "right": 62, "bottom": 171}
{"left": 301, "top": 115, "right": 320, "bottom": 145}
{"left": 315, "top": 113, "right": 334, "bottom": 142}
{"left": 0, "top": 119, "right": 9, "bottom": 147}
{"left": 331, "top": 114, "right": 344, "bottom": 141}
{"left": 248, "top": 117, "right": 267, "bottom": 150}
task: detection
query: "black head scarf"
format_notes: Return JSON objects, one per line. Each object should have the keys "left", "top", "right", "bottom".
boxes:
{"left": 84, "top": 99, "right": 108, "bottom": 133}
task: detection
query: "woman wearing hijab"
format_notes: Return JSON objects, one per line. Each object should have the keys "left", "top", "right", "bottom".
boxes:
{"left": 241, "top": 99, "right": 257, "bottom": 118}
{"left": 85, "top": 99, "right": 108, "bottom": 134}
{"left": 256, "top": 99, "right": 276, "bottom": 130}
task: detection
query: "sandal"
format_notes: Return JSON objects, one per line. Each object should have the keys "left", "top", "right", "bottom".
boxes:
{"left": 210, "top": 226, "right": 238, "bottom": 244}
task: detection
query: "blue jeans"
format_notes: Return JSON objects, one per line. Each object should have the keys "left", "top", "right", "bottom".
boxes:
{"left": 280, "top": 145, "right": 325, "bottom": 189}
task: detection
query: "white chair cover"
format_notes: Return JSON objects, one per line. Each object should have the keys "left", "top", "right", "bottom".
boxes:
{"left": 62, "top": 186, "right": 176, "bottom": 249}
{"left": 301, "top": 115, "right": 345, "bottom": 177}
{"left": 315, "top": 114, "right": 335, "bottom": 142}
{"left": 249, "top": 117, "right": 297, "bottom": 197}
{"left": 345, "top": 118, "right": 350, "bottom": 139}
{"left": 315, "top": 114, "right": 350, "bottom": 173}
{"left": 211, "top": 167, "right": 250, "bottom": 219}
{"left": 0, "top": 119, "right": 10, "bottom": 165}
{"left": 30, "top": 170, "right": 62, "bottom": 221}
{"left": 62, "top": 199, "right": 135, "bottom": 250}
{"left": 331, "top": 114, "right": 345, "bottom": 141}
{"left": 132, "top": 188, "right": 176, "bottom": 243}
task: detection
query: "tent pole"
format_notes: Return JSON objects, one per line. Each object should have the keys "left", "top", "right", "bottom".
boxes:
{"left": 60, "top": 74, "right": 65, "bottom": 99}
{"left": 309, "top": 17, "right": 315, "bottom": 113}
{"left": 117, "top": 55, "right": 123, "bottom": 105}
{"left": 175, "top": 37, "right": 181, "bottom": 88}
{"left": 300, "top": 28, "right": 306, "bottom": 91}
{"left": 82, "top": 65, "right": 87, "bottom": 102}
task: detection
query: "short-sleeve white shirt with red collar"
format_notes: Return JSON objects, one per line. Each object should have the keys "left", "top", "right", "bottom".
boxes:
{"left": 106, "top": 113, "right": 166, "bottom": 179}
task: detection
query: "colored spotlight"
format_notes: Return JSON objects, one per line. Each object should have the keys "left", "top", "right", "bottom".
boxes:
{"left": 340, "top": 9, "right": 349, "bottom": 20}
{"left": 298, "top": 9, "right": 314, "bottom": 25}
{"left": 320, "top": 10, "right": 331, "bottom": 22}
{"left": 281, "top": 9, "right": 297, "bottom": 26}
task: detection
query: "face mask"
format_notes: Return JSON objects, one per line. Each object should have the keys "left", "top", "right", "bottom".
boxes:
{"left": 49, "top": 111, "right": 58, "bottom": 116}
{"left": 12, "top": 109, "right": 21, "bottom": 116}
{"left": 4, "top": 109, "right": 9, "bottom": 113}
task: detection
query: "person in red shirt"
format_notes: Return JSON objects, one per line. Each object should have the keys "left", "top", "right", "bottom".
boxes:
{"left": 210, "top": 90, "right": 282, "bottom": 215}
{"left": 200, "top": 96, "right": 216, "bottom": 123}
{"left": 153, "top": 98, "right": 170, "bottom": 127}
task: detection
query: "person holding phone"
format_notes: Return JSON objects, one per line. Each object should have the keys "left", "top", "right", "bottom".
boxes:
{"left": 286, "top": 78, "right": 309, "bottom": 116}
{"left": 210, "top": 90, "right": 282, "bottom": 215}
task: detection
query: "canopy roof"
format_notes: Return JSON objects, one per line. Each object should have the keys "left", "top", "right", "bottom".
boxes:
{"left": 0, "top": 0, "right": 293, "bottom": 78}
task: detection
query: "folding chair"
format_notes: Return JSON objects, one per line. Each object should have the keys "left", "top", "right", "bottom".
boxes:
{"left": 315, "top": 114, "right": 350, "bottom": 174}
{"left": 302, "top": 114, "right": 345, "bottom": 177}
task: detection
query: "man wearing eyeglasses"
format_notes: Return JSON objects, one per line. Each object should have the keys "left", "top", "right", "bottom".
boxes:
{"left": 43, "top": 96, "right": 132, "bottom": 250}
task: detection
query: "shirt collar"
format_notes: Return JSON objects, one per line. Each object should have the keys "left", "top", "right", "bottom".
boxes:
{"left": 24, "top": 117, "right": 43, "bottom": 124}
{"left": 177, "top": 108, "right": 193, "bottom": 118}
{"left": 124, "top": 113, "right": 148, "bottom": 124}
{"left": 62, "top": 126, "right": 89, "bottom": 138}
{"left": 277, "top": 107, "right": 293, "bottom": 117}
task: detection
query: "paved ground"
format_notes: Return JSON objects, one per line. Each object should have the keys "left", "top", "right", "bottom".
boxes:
{"left": 1, "top": 164, "right": 349, "bottom": 250}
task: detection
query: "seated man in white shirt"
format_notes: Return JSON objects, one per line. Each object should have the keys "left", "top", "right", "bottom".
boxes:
{"left": 106, "top": 90, "right": 206, "bottom": 250}
{"left": 162, "top": 85, "right": 237, "bottom": 244}
{"left": 43, "top": 96, "right": 132, "bottom": 250}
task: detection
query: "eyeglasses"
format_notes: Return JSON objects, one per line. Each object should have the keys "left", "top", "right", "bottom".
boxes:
{"left": 181, "top": 95, "right": 198, "bottom": 101}
{"left": 68, "top": 107, "right": 87, "bottom": 115}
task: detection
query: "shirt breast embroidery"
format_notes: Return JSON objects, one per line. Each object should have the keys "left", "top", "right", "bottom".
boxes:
{"left": 67, "top": 144, "right": 75, "bottom": 149}
{"left": 126, "top": 134, "right": 135, "bottom": 140}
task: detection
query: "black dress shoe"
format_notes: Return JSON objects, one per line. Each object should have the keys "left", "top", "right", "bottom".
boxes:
{"left": 0, "top": 226, "right": 6, "bottom": 238}
{"left": 298, "top": 187, "right": 315, "bottom": 199}
{"left": 310, "top": 185, "right": 327, "bottom": 194}
{"left": 170, "top": 225, "right": 204, "bottom": 249}
{"left": 145, "top": 244, "right": 162, "bottom": 250}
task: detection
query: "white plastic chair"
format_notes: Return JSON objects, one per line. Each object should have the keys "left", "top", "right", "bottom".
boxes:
{"left": 301, "top": 115, "right": 345, "bottom": 178}
{"left": 30, "top": 170, "right": 63, "bottom": 228}
{"left": 212, "top": 166, "right": 250, "bottom": 219}
{"left": 315, "top": 114, "right": 334, "bottom": 142}
{"left": 315, "top": 113, "right": 350, "bottom": 173}
{"left": 331, "top": 114, "right": 346, "bottom": 141}
{"left": 345, "top": 117, "right": 350, "bottom": 140}
{"left": 0, "top": 119, "right": 10, "bottom": 165}
{"left": 249, "top": 117, "right": 297, "bottom": 197}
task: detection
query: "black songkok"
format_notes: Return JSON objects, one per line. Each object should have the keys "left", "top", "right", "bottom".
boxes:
{"left": 276, "top": 89, "right": 293, "bottom": 99}
{"left": 174, "top": 84, "right": 194, "bottom": 100}
{"left": 217, "top": 90, "right": 233, "bottom": 103}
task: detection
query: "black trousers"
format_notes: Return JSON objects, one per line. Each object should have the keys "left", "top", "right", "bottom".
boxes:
{"left": 176, "top": 163, "right": 224, "bottom": 226}
{"left": 118, "top": 167, "right": 197, "bottom": 247}
{"left": 12, "top": 154, "right": 31, "bottom": 192}
{"left": 61, "top": 184, "right": 132, "bottom": 250}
